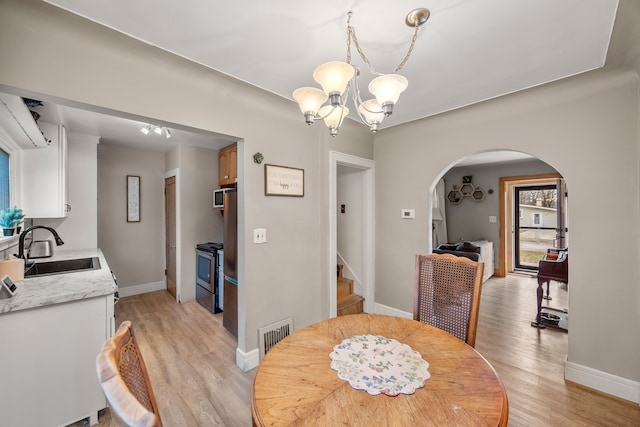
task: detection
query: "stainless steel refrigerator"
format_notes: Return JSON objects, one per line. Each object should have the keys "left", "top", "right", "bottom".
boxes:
{"left": 222, "top": 189, "right": 238, "bottom": 337}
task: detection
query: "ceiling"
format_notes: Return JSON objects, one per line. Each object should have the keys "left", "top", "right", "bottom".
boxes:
{"left": 19, "top": 0, "right": 623, "bottom": 160}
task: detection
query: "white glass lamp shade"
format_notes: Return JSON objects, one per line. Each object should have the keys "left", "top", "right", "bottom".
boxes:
{"left": 319, "top": 105, "right": 349, "bottom": 128}
{"left": 368, "top": 74, "right": 408, "bottom": 114}
{"left": 358, "top": 99, "right": 385, "bottom": 125}
{"left": 293, "top": 87, "right": 328, "bottom": 115}
{"left": 313, "top": 61, "right": 355, "bottom": 95}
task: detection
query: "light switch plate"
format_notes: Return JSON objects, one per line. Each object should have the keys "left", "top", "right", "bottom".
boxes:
{"left": 401, "top": 209, "right": 415, "bottom": 219}
{"left": 489, "top": 215, "right": 497, "bottom": 223}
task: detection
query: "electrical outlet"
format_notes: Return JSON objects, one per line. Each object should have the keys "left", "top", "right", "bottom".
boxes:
{"left": 253, "top": 228, "right": 267, "bottom": 244}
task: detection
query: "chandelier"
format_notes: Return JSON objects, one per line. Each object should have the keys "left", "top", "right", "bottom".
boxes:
{"left": 293, "top": 8, "right": 430, "bottom": 137}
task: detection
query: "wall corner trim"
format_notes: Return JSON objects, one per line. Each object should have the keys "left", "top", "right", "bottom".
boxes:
{"left": 565, "top": 360, "right": 640, "bottom": 404}
{"left": 236, "top": 347, "right": 259, "bottom": 372}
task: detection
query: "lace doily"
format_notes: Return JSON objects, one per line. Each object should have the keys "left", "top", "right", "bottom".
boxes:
{"left": 329, "top": 334, "right": 430, "bottom": 396}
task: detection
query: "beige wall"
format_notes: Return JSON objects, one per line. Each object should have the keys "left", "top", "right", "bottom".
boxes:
{"left": 97, "top": 144, "right": 165, "bottom": 288}
{"left": 374, "top": 68, "right": 640, "bottom": 384}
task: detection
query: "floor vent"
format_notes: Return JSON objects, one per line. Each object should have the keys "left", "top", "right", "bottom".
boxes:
{"left": 258, "top": 317, "right": 293, "bottom": 360}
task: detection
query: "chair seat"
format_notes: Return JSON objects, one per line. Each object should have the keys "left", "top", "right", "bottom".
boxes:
{"left": 96, "top": 321, "right": 163, "bottom": 427}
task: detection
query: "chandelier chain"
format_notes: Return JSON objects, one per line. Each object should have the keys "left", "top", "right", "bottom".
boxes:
{"left": 395, "top": 24, "right": 420, "bottom": 73}
{"left": 346, "top": 18, "right": 421, "bottom": 75}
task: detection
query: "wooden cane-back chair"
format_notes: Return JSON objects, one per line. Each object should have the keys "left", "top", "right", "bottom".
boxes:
{"left": 414, "top": 253, "right": 484, "bottom": 347}
{"left": 96, "top": 320, "right": 162, "bottom": 427}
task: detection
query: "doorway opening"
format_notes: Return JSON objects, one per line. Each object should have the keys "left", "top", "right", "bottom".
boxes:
{"left": 514, "top": 183, "right": 558, "bottom": 271}
{"left": 164, "top": 169, "right": 180, "bottom": 302}
{"left": 328, "top": 151, "right": 375, "bottom": 318}
{"left": 499, "top": 173, "right": 565, "bottom": 276}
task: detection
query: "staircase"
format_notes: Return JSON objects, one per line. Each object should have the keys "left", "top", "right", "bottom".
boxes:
{"left": 337, "top": 265, "right": 364, "bottom": 316}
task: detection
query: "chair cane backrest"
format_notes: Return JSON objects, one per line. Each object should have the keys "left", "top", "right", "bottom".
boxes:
{"left": 414, "top": 253, "right": 484, "bottom": 347}
{"left": 96, "top": 320, "right": 162, "bottom": 427}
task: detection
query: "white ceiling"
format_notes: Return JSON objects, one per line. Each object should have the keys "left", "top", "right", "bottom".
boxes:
{"left": 24, "top": 0, "right": 621, "bottom": 159}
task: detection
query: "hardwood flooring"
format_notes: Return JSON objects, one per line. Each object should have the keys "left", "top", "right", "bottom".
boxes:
{"left": 76, "top": 275, "right": 638, "bottom": 426}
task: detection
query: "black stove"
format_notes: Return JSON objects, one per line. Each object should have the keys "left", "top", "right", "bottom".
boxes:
{"left": 196, "top": 242, "right": 223, "bottom": 254}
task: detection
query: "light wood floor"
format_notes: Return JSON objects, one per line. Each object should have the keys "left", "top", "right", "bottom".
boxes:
{"left": 77, "top": 275, "right": 639, "bottom": 426}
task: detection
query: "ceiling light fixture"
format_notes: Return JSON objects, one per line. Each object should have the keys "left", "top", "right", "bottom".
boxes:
{"left": 140, "top": 124, "right": 173, "bottom": 138}
{"left": 293, "top": 8, "right": 430, "bottom": 137}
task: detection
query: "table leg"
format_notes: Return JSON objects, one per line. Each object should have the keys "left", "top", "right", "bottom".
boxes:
{"left": 531, "top": 279, "right": 546, "bottom": 328}
{"left": 543, "top": 281, "right": 552, "bottom": 301}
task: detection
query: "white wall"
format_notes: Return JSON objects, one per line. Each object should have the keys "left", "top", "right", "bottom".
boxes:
{"left": 374, "top": 68, "right": 640, "bottom": 394}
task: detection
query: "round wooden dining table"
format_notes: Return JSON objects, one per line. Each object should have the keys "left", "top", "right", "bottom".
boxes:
{"left": 251, "top": 314, "right": 508, "bottom": 426}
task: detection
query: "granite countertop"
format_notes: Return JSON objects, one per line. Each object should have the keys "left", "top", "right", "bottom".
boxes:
{"left": 0, "top": 248, "right": 117, "bottom": 314}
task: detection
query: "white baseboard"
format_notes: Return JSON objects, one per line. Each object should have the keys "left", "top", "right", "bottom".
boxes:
{"left": 117, "top": 281, "right": 166, "bottom": 298}
{"left": 565, "top": 360, "right": 640, "bottom": 404}
{"left": 373, "top": 303, "right": 413, "bottom": 319}
{"left": 236, "top": 347, "right": 259, "bottom": 372}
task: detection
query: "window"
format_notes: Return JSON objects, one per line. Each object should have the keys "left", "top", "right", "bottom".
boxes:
{"left": 532, "top": 212, "right": 542, "bottom": 226}
{"left": 519, "top": 208, "right": 523, "bottom": 219}
{"left": 0, "top": 148, "right": 9, "bottom": 211}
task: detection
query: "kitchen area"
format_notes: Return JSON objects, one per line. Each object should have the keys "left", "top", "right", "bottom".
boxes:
{"left": 0, "top": 91, "right": 240, "bottom": 425}
{"left": 196, "top": 144, "right": 239, "bottom": 338}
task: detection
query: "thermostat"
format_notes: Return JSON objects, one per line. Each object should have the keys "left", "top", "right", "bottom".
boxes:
{"left": 1, "top": 275, "right": 17, "bottom": 297}
{"left": 401, "top": 209, "right": 415, "bottom": 219}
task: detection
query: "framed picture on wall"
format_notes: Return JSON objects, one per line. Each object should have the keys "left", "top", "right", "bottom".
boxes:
{"left": 264, "top": 164, "right": 304, "bottom": 197}
{"left": 127, "top": 175, "right": 140, "bottom": 222}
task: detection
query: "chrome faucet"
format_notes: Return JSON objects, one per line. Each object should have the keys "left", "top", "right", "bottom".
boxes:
{"left": 17, "top": 225, "right": 65, "bottom": 260}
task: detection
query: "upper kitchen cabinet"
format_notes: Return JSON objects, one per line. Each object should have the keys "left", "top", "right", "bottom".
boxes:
{"left": 218, "top": 143, "right": 237, "bottom": 187}
{"left": 21, "top": 122, "right": 69, "bottom": 218}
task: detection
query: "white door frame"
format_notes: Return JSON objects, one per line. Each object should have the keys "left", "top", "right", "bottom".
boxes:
{"left": 164, "top": 168, "right": 180, "bottom": 302}
{"left": 328, "top": 151, "right": 375, "bottom": 317}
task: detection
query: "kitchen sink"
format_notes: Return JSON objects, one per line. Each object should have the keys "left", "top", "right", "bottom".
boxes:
{"left": 24, "top": 257, "right": 101, "bottom": 277}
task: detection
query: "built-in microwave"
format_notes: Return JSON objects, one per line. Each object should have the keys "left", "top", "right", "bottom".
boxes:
{"left": 213, "top": 188, "right": 232, "bottom": 209}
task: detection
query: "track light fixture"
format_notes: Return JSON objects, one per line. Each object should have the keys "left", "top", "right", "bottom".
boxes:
{"left": 140, "top": 124, "right": 173, "bottom": 138}
{"left": 293, "top": 8, "right": 429, "bottom": 137}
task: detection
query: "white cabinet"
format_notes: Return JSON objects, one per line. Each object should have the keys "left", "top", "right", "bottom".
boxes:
{"left": 0, "top": 294, "right": 114, "bottom": 426}
{"left": 21, "top": 122, "right": 69, "bottom": 218}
